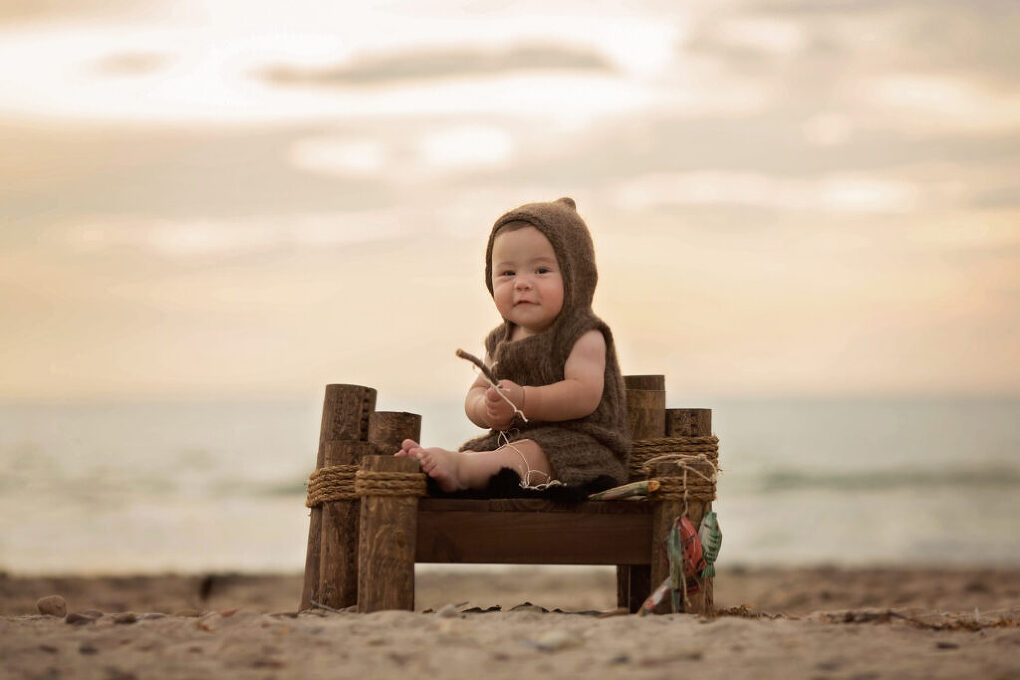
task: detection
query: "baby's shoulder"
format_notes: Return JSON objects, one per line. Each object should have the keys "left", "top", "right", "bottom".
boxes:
{"left": 567, "top": 328, "right": 607, "bottom": 360}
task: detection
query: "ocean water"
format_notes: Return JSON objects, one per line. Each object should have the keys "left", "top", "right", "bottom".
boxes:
{"left": 1, "top": 395, "right": 1018, "bottom": 575}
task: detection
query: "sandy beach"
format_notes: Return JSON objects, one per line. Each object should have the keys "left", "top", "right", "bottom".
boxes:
{"left": 3, "top": 566, "right": 1018, "bottom": 679}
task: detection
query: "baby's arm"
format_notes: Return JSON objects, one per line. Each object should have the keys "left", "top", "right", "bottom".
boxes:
{"left": 522, "top": 329, "right": 606, "bottom": 422}
{"left": 463, "top": 330, "right": 607, "bottom": 429}
{"left": 464, "top": 356, "right": 495, "bottom": 428}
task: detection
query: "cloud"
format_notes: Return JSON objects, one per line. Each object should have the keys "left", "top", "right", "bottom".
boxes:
{"left": 610, "top": 171, "right": 922, "bottom": 214}
{"left": 681, "top": 0, "right": 1020, "bottom": 139}
{"left": 288, "top": 125, "right": 516, "bottom": 179}
{"left": 259, "top": 43, "right": 614, "bottom": 88}
{"left": 861, "top": 73, "right": 1020, "bottom": 136}
{"left": 54, "top": 212, "right": 410, "bottom": 259}
{"left": 91, "top": 51, "right": 170, "bottom": 76}
{"left": 754, "top": 0, "right": 1020, "bottom": 86}
{"left": 0, "top": 0, "right": 154, "bottom": 26}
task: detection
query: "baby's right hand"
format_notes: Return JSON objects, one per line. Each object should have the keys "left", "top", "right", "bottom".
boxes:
{"left": 484, "top": 380, "right": 522, "bottom": 430}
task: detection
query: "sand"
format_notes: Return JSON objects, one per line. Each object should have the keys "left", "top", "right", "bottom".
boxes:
{"left": 3, "top": 566, "right": 1019, "bottom": 679}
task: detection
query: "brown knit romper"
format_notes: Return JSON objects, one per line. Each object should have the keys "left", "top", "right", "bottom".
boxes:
{"left": 459, "top": 198, "right": 632, "bottom": 488}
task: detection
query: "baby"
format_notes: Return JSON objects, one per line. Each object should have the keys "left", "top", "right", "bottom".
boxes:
{"left": 396, "top": 197, "right": 631, "bottom": 493}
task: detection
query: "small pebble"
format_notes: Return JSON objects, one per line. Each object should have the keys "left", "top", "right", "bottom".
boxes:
{"left": 66, "top": 612, "right": 99, "bottom": 626}
{"left": 533, "top": 629, "right": 583, "bottom": 652}
{"left": 113, "top": 612, "right": 138, "bottom": 625}
{"left": 936, "top": 641, "right": 960, "bottom": 650}
{"left": 37, "top": 595, "right": 67, "bottom": 617}
{"left": 105, "top": 669, "right": 138, "bottom": 680}
{"left": 78, "top": 642, "right": 98, "bottom": 655}
{"left": 437, "top": 604, "right": 459, "bottom": 618}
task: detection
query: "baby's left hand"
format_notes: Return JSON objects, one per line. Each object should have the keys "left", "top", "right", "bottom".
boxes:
{"left": 484, "top": 380, "right": 524, "bottom": 430}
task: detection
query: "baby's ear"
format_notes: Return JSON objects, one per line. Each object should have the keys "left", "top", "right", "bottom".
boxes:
{"left": 556, "top": 197, "right": 577, "bottom": 210}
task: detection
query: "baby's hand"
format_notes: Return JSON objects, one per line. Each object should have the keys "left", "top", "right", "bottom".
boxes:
{"left": 485, "top": 380, "right": 524, "bottom": 430}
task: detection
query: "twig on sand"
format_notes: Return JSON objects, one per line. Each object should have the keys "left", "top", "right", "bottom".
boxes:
{"left": 309, "top": 599, "right": 347, "bottom": 614}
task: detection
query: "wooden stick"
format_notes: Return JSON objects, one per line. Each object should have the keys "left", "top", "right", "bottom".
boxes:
{"left": 587, "top": 479, "right": 660, "bottom": 501}
{"left": 455, "top": 348, "right": 499, "bottom": 385}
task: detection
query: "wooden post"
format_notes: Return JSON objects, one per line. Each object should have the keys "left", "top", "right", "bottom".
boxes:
{"left": 667, "top": 408, "right": 714, "bottom": 616}
{"left": 368, "top": 411, "right": 422, "bottom": 455}
{"left": 317, "top": 440, "right": 377, "bottom": 610}
{"left": 300, "top": 384, "right": 376, "bottom": 611}
{"left": 618, "top": 375, "right": 666, "bottom": 612}
{"left": 624, "top": 375, "right": 666, "bottom": 465}
{"left": 667, "top": 408, "right": 711, "bottom": 441}
{"left": 357, "top": 455, "right": 421, "bottom": 612}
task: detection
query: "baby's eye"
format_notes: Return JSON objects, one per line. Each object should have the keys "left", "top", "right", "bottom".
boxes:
{"left": 536, "top": 267, "right": 551, "bottom": 275}
{"left": 499, "top": 269, "right": 515, "bottom": 277}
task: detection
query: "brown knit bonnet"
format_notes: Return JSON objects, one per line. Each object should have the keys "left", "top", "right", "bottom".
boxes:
{"left": 484, "top": 197, "right": 598, "bottom": 315}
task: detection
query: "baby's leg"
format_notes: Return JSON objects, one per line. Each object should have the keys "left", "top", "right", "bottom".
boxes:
{"left": 399, "top": 439, "right": 552, "bottom": 492}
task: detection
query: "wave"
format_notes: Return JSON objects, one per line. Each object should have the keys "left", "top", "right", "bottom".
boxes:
{"left": 753, "top": 464, "right": 1020, "bottom": 493}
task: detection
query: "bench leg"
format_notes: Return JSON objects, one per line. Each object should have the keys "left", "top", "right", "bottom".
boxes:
{"left": 357, "top": 456, "right": 420, "bottom": 612}
{"left": 617, "top": 565, "right": 651, "bottom": 613}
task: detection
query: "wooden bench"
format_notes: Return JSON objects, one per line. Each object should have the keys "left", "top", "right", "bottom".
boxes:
{"left": 300, "top": 376, "right": 717, "bottom": 614}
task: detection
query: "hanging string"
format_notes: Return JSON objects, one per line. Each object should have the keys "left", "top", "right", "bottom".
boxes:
{"left": 643, "top": 452, "right": 719, "bottom": 612}
{"left": 456, "top": 348, "right": 566, "bottom": 490}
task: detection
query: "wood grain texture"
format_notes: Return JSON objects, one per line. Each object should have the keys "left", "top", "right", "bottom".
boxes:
{"left": 417, "top": 504, "right": 652, "bottom": 564}
{"left": 356, "top": 456, "right": 421, "bottom": 613}
{"left": 317, "top": 440, "right": 377, "bottom": 610}
{"left": 666, "top": 408, "right": 712, "bottom": 438}
{"left": 367, "top": 411, "right": 421, "bottom": 455}
{"left": 623, "top": 375, "right": 666, "bottom": 391}
{"left": 300, "top": 384, "right": 376, "bottom": 611}
{"left": 619, "top": 374, "right": 667, "bottom": 611}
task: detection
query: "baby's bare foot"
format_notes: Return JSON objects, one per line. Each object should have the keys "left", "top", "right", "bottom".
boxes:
{"left": 416, "top": 446, "right": 464, "bottom": 492}
{"left": 394, "top": 438, "right": 419, "bottom": 457}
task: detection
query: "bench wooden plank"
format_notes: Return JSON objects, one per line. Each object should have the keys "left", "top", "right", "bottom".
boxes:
{"left": 419, "top": 498, "right": 653, "bottom": 515}
{"left": 416, "top": 504, "right": 652, "bottom": 565}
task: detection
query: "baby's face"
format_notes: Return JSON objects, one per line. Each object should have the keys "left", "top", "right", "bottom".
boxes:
{"left": 490, "top": 226, "right": 564, "bottom": 338}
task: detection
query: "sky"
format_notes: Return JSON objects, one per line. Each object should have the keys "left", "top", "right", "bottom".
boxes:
{"left": 1, "top": 0, "right": 1018, "bottom": 403}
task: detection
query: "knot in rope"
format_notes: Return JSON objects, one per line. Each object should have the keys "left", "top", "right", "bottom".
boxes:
{"left": 644, "top": 452, "right": 719, "bottom": 504}
{"left": 629, "top": 436, "right": 719, "bottom": 481}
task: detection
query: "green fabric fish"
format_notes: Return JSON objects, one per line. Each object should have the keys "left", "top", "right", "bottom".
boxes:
{"left": 698, "top": 511, "right": 722, "bottom": 579}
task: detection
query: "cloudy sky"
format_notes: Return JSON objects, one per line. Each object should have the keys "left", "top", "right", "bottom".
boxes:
{"left": 1, "top": 0, "right": 1018, "bottom": 403}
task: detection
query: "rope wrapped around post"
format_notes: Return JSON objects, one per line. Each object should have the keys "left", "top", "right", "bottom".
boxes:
{"left": 355, "top": 468, "right": 428, "bottom": 498}
{"left": 305, "top": 464, "right": 360, "bottom": 507}
{"left": 642, "top": 450, "right": 719, "bottom": 504}
{"left": 629, "top": 435, "right": 719, "bottom": 481}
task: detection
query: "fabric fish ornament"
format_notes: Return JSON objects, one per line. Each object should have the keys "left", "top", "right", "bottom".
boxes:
{"left": 698, "top": 511, "right": 722, "bottom": 578}
{"left": 667, "top": 516, "right": 707, "bottom": 610}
